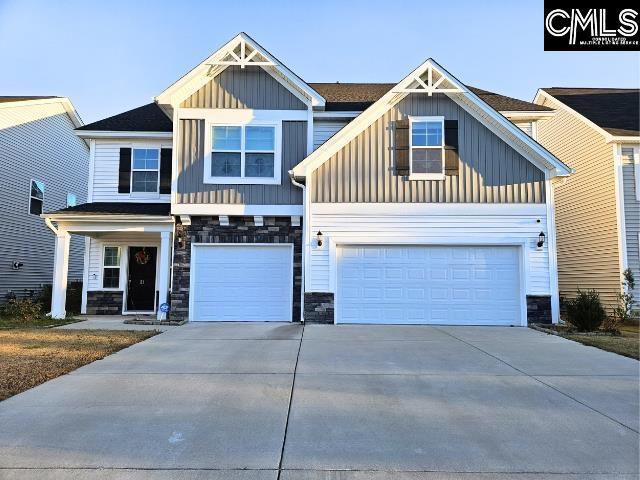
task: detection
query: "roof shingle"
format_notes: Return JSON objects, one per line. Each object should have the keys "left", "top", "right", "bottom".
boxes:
{"left": 77, "top": 103, "right": 172, "bottom": 132}
{"left": 47, "top": 202, "right": 171, "bottom": 216}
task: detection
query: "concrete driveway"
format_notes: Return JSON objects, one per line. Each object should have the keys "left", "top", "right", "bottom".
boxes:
{"left": 0, "top": 323, "right": 638, "bottom": 479}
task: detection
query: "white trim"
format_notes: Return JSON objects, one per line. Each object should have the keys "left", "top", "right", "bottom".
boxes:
{"left": 171, "top": 107, "right": 179, "bottom": 205}
{"left": 101, "top": 245, "right": 122, "bottom": 290}
{"left": 0, "top": 97, "right": 83, "bottom": 128}
{"left": 219, "top": 215, "right": 229, "bottom": 226}
{"left": 155, "top": 32, "right": 325, "bottom": 108}
{"left": 408, "top": 115, "right": 445, "bottom": 181}
{"left": 130, "top": 147, "right": 161, "bottom": 195}
{"left": 293, "top": 59, "right": 571, "bottom": 178}
{"left": 313, "top": 111, "right": 362, "bottom": 119}
{"left": 87, "top": 139, "right": 96, "bottom": 202}
{"left": 501, "top": 110, "right": 555, "bottom": 120}
{"left": 330, "top": 239, "right": 528, "bottom": 327}
{"left": 177, "top": 108, "right": 308, "bottom": 122}
{"left": 81, "top": 237, "right": 90, "bottom": 314}
{"left": 613, "top": 144, "right": 629, "bottom": 278}
{"left": 311, "top": 202, "right": 546, "bottom": 216}
{"left": 171, "top": 204, "right": 303, "bottom": 216}
{"left": 76, "top": 131, "right": 173, "bottom": 139}
{"left": 545, "top": 173, "right": 560, "bottom": 324}
{"left": 188, "top": 243, "right": 294, "bottom": 322}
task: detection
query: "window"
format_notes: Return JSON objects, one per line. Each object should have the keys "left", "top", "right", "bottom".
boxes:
{"left": 102, "top": 246, "right": 121, "bottom": 289}
{"left": 66, "top": 193, "right": 77, "bottom": 207}
{"left": 410, "top": 116, "right": 445, "bottom": 179}
{"left": 207, "top": 124, "right": 279, "bottom": 184}
{"left": 131, "top": 148, "right": 159, "bottom": 193}
{"left": 29, "top": 180, "right": 44, "bottom": 215}
{"left": 621, "top": 146, "right": 640, "bottom": 202}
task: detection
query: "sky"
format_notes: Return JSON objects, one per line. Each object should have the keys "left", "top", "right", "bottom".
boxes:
{"left": 0, "top": 0, "right": 638, "bottom": 123}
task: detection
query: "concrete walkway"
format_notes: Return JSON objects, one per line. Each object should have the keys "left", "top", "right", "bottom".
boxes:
{"left": 0, "top": 323, "right": 638, "bottom": 479}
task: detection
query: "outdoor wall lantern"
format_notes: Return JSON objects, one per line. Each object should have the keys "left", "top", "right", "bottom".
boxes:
{"left": 316, "top": 231, "right": 324, "bottom": 247}
{"left": 537, "top": 231, "right": 546, "bottom": 248}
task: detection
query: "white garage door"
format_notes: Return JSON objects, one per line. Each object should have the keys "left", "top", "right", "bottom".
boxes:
{"left": 191, "top": 245, "right": 293, "bottom": 322}
{"left": 337, "top": 245, "right": 522, "bottom": 325}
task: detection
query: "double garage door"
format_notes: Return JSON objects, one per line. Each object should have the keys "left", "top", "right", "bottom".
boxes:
{"left": 337, "top": 245, "right": 523, "bottom": 326}
{"left": 191, "top": 245, "right": 293, "bottom": 322}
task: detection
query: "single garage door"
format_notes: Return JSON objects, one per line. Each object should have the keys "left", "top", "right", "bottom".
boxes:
{"left": 191, "top": 245, "right": 293, "bottom": 322}
{"left": 337, "top": 245, "right": 522, "bottom": 325}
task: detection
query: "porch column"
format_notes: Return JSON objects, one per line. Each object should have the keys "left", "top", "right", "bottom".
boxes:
{"left": 51, "top": 231, "right": 71, "bottom": 319}
{"left": 157, "top": 231, "right": 171, "bottom": 321}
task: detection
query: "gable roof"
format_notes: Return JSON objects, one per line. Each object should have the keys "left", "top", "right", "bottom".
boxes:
{"left": 77, "top": 103, "right": 172, "bottom": 132}
{"left": 293, "top": 58, "right": 571, "bottom": 179}
{"left": 0, "top": 96, "right": 59, "bottom": 104}
{"left": 309, "top": 83, "right": 552, "bottom": 113}
{"left": 538, "top": 88, "right": 639, "bottom": 137}
{"left": 0, "top": 96, "right": 84, "bottom": 128}
{"left": 156, "top": 32, "right": 325, "bottom": 108}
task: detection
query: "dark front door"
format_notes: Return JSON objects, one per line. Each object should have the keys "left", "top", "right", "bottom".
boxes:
{"left": 126, "top": 246, "right": 157, "bottom": 311}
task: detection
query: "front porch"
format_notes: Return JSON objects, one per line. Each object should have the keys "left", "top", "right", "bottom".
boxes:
{"left": 42, "top": 203, "right": 173, "bottom": 321}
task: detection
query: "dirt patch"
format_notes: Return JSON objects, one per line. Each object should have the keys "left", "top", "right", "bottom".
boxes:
{"left": 0, "top": 329, "right": 157, "bottom": 401}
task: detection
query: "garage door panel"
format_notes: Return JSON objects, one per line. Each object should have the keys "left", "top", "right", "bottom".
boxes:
{"left": 191, "top": 245, "right": 292, "bottom": 322}
{"left": 337, "top": 245, "right": 521, "bottom": 326}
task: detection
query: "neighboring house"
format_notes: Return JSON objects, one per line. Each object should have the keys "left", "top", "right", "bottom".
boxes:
{"left": 0, "top": 96, "right": 88, "bottom": 301}
{"left": 43, "top": 33, "right": 570, "bottom": 325}
{"left": 534, "top": 88, "right": 639, "bottom": 310}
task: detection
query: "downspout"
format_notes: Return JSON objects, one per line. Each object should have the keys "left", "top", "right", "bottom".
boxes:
{"left": 289, "top": 170, "right": 306, "bottom": 323}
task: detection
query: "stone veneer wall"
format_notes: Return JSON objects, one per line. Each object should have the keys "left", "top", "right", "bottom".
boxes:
{"left": 304, "top": 292, "right": 335, "bottom": 324}
{"left": 526, "top": 295, "right": 552, "bottom": 324}
{"left": 86, "top": 291, "right": 123, "bottom": 315}
{"left": 171, "top": 216, "right": 302, "bottom": 322}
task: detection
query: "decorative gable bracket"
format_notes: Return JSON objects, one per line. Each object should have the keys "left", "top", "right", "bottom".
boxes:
{"left": 206, "top": 37, "right": 275, "bottom": 72}
{"left": 392, "top": 63, "right": 463, "bottom": 96}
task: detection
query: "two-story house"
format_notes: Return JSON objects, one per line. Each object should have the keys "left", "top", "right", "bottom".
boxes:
{"left": 0, "top": 96, "right": 88, "bottom": 301}
{"left": 534, "top": 88, "right": 639, "bottom": 310}
{"left": 43, "top": 33, "right": 571, "bottom": 325}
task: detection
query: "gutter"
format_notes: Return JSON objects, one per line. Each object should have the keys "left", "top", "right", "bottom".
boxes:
{"left": 289, "top": 170, "right": 306, "bottom": 323}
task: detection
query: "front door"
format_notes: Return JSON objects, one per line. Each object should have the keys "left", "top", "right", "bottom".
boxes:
{"left": 126, "top": 246, "right": 157, "bottom": 312}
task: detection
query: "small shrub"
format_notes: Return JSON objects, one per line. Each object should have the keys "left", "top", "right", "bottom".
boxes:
{"left": 564, "top": 289, "right": 607, "bottom": 332}
{"left": 1, "top": 298, "right": 46, "bottom": 324}
{"left": 612, "top": 269, "right": 636, "bottom": 326}
{"left": 36, "top": 281, "right": 83, "bottom": 315}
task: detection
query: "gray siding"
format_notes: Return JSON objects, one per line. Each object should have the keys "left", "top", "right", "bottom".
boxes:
{"left": 0, "top": 101, "right": 88, "bottom": 299}
{"left": 181, "top": 66, "right": 306, "bottom": 110}
{"left": 622, "top": 153, "right": 639, "bottom": 303}
{"left": 311, "top": 94, "right": 546, "bottom": 203}
{"left": 176, "top": 120, "right": 305, "bottom": 204}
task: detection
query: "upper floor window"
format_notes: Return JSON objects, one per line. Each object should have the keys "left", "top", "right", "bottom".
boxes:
{"left": 29, "top": 180, "right": 44, "bottom": 215}
{"left": 132, "top": 148, "right": 160, "bottom": 193}
{"left": 66, "top": 193, "right": 77, "bottom": 207}
{"left": 410, "top": 116, "right": 445, "bottom": 180}
{"left": 205, "top": 124, "right": 280, "bottom": 185}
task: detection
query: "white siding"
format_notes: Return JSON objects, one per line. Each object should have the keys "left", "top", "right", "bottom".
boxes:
{"left": 0, "top": 100, "right": 88, "bottom": 298}
{"left": 91, "top": 139, "right": 171, "bottom": 202}
{"left": 309, "top": 205, "right": 550, "bottom": 296}
{"left": 313, "top": 120, "right": 349, "bottom": 150}
{"left": 621, "top": 147, "right": 639, "bottom": 303}
{"left": 513, "top": 121, "right": 533, "bottom": 137}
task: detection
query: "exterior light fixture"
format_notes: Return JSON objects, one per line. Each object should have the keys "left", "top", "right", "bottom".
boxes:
{"left": 316, "top": 231, "right": 324, "bottom": 247}
{"left": 537, "top": 231, "right": 546, "bottom": 248}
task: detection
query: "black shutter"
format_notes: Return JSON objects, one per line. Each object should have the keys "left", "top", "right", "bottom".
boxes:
{"left": 444, "top": 120, "right": 459, "bottom": 176}
{"left": 395, "top": 119, "right": 410, "bottom": 176}
{"left": 159, "top": 148, "right": 172, "bottom": 194}
{"left": 118, "top": 148, "right": 132, "bottom": 193}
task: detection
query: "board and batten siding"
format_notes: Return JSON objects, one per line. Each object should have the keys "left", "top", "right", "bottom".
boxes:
{"left": 309, "top": 207, "right": 550, "bottom": 296}
{"left": 176, "top": 119, "right": 305, "bottom": 204}
{"left": 0, "top": 101, "right": 88, "bottom": 298}
{"left": 537, "top": 96, "right": 621, "bottom": 308}
{"left": 181, "top": 65, "right": 306, "bottom": 110}
{"left": 313, "top": 120, "right": 349, "bottom": 150}
{"left": 621, "top": 148, "right": 639, "bottom": 303}
{"left": 91, "top": 140, "right": 171, "bottom": 203}
{"left": 311, "top": 94, "right": 546, "bottom": 203}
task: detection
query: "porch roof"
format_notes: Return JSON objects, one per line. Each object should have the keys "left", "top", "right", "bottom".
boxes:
{"left": 44, "top": 202, "right": 171, "bottom": 217}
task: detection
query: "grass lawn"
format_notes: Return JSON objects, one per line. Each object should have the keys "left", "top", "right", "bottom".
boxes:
{"left": 0, "top": 328, "right": 157, "bottom": 401}
{"left": 0, "top": 315, "right": 81, "bottom": 329}
{"left": 564, "top": 323, "right": 639, "bottom": 360}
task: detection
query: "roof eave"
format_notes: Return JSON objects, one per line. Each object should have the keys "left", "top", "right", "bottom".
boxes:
{"left": 75, "top": 130, "right": 173, "bottom": 139}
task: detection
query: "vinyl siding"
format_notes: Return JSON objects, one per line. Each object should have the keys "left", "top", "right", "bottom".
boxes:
{"left": 309, "top": 205, "right": 550, "bottom": 295}
{"left": 513, "top": 121, "right": 533, "bottom": 137}
{"left": 621, "top": 149, "right": 639, "bottom": 303}
{"left": 181, "top": 65, "right": 306, "bottom": 110}
{"left": 0, "top": 101, "right": 88, "bottom": 298}
{"left": 311, "top": 94, "right": 546, "bottom": 203}
{"left": 537, "top": 96, "right": 621, "bottom": 308}
{"left": 90, "top": 140, "right": 171, "bottom": 203}
{"left": 313, "top": 120, "right": 349, "bottom": 150}
{"left": 176, "top": 119, "right": 305, "bottom": 204}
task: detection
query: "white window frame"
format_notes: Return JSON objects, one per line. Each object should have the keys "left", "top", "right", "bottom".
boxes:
{"left": 28, "top": 179, "right": 44, "bottom": 215}
{"left": 409, "top": 116, "right": 446, "bottom": 181}
{"left": 102, "top": 245, "right": 122, "bottom": 290}
{"left": 130, "top": 147, "right": 161, "bottom": 196}
{"left": 204, "top": 122, "right": 282, "bottom": 185}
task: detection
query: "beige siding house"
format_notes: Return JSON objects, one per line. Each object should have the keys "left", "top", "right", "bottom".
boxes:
{"left": 534, "top": 88, "right": 640, "bottom": 310}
